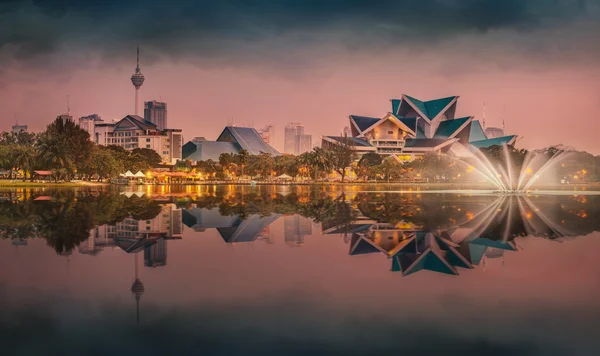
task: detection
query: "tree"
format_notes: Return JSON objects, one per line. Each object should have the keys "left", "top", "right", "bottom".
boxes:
{"left": 131, "top": 148, "right": 163, "bottom": 168}
{"left": 36, "top": 135, "right": 73, "bottom": 182}
{"left": 13, "top": 145, "right": 36, "bottom": 181}
{"left": 379, "top": 159, "right": 404, "bottom": 182}
{"left": 327, "top": 138, "right": 357, "bottom": 182}
{"left": 43, "top": 116, "right": 94, "bottom": 173}
{"left": 357, "top": 152, "right": 382, "bottom": 180}
{"left": 236, "top": 149, "right": 249, "bottom": 178}
{"left": 310, "top": 147, "right": 333, "bottom": 181}
{"left": 219, "top": 153, "right": 237, "bottom": 178}
{"left": 81, "top": 146, "right": 122, "bottom": 180}
{"left": 249, "top": 152, "right": 274, "bottom": 179}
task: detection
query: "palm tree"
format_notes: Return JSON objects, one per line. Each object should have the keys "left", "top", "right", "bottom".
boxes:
{"left": 297, "top": 152, "right": 312, "bottom": 179}
{"left": 36, "top": 135, "right": 74, "bottom": 182}
{"left": 237, "top": 149, "right": 249, "bottom": 178}
{"left": 311, "top": 147, "right": 332, "bottom": 181}
{"left": 13, "top": 145, "right": 36, "bottom": 181}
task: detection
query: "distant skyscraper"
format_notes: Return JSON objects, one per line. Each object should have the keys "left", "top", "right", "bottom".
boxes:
{"left": 78, "top": 114, "right": 103, "bottom": 140}
{"left": 11, "top": 123, "right": 27, "bottom": 133}
{"left": 130, "top": 47, "right": 145, "bottom": 116}
{"left": 57, "top": 113, "right": 73, "bottom": 121}
{"left": 284, "top": 123, "right": 312, "bottom": 154}
{"left": 299, "top": 134, "right": 312, "bottom": 153}
{"left": 343, "top": 126, "right": 352, "bottom": 137}
{"left": 257, "top": 124, "right": 275, "bottom": 145}
{"left": 284, "top": 215, "right": 312, "bottom": 247}
{"left": 144, "top": 100, "right": 167, "bottom": 130}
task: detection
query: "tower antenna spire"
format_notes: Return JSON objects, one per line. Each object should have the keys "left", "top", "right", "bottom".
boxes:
{"left": 14, "top": 112, "right": 18, "bottom": 125}
{"left": 136, "top": 46, "right": 140, "bottom": 71}
{"left": 482, "top": 101, "right": 486, "bottom": 129}
{"left": 67, "top": 95, "right": 70, "bottom": 116}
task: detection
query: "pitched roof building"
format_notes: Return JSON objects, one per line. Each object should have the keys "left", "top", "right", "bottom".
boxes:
{"left": 323, "top": 94, "right": 517, "bottom": 161}
{"left": 94, "top": 115, "right": 183, "bottom": 164}
{"left": 182, "top": 126, "right": 280, "bottom": 162}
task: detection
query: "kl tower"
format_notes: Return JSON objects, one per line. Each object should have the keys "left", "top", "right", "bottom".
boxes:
{"left": 130, "top": 46, "right": 145, "bottom": 116}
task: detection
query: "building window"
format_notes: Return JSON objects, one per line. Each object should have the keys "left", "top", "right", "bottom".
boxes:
{"left": 146, "top": 138, "right": 150, "bottom": 142}
{"left": 146, "top": 145, "right": 151, "bottom": 148}
{"left": 388, "top": 131, "right": 393, "bottom": 135}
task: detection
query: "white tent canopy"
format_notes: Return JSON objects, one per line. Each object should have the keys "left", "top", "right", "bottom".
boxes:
{"left": 123, "top": 170, "right": 135, "bottom": 177}
{"left": 134, "top": 171, "right": 145, "bottom": 177}
{"left": 276, "top": 174, "right": 293, "bottom": 180}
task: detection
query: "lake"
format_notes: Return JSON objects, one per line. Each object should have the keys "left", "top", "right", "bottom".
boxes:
{"left": 1, "top": 185, "right": 599, "bottom": 355}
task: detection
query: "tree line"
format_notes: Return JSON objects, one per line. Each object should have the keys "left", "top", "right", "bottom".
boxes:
{"left": 0, "top": 116, "right": 162, "bottom": 182}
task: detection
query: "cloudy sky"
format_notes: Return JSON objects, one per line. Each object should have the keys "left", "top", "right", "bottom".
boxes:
{"left": 1, "top": 0, "right": 599, "bottom": 152}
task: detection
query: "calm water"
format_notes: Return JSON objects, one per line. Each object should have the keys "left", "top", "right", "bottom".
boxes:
{"left": 1, "top": 185, "right": 599, "bottom": 355}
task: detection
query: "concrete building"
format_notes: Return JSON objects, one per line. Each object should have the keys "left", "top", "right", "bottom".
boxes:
{"left": 182, "top": 126, "right": 279, "bottom": 163}
{"left": 257, "top": 124, "right": 275, "bottom": 145}
{"left": 144, "top": 100, "right": 167, "bottom": 130}
{"left": 11, "top": 124, "right": 28, "bottom": 133}
{"left": 78, "top": 114, "right": 103, "bottom": 138}
{"left": 284, "top": 123, "right": 313, "bottom": 155}
{"left": 94, "top": 115, "right": 183, "bottom": 164}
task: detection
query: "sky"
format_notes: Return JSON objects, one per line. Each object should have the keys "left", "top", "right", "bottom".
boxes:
{"left": 0, "top": 0, "right": 599, "bottom": 152}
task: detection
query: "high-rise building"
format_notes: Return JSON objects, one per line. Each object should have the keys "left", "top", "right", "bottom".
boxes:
{"left": 144, "top": 100, "right": 167, "bottom": 130}
{"left": 257, "top": 124, "right": 275, "bottom": 145}
{"left": 78, "top": 114, "right": 103, "bottom": 139}
{"left": 284, "top": 215, "right": 312, "bottom": 247}
{"left": 343, "top": 126, "right": 352, "bottom": 137}
{"left": 299, "top": 134, "right": 312, "bottom": 153}
{"left": 11, "top": 123, "right": 27, "bottom": 133}
{"left": 284, "top": 123, "right": 312, "bottom": 155}
{"left": 130, "top": 47, "right": 145, "bottom": 116}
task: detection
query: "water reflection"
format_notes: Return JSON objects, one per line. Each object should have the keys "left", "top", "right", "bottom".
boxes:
{"left": 1, "top": 187, "right": 598, "bottom": 279}
{"left": 2, "top": 187, "right": 600, "bottom": 354}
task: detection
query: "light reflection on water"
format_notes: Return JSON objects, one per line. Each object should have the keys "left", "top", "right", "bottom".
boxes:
{"left": 1, "top": 186, "right": 599, "bottom": 355}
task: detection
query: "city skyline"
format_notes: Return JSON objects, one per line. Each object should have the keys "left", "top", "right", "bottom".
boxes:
{"left": 0, "top": 1, "right": 599, "bottom": 153}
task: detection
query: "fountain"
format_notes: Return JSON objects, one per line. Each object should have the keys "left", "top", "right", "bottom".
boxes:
{"left": 449, "top": 144, "right": 573, "bottom": 194}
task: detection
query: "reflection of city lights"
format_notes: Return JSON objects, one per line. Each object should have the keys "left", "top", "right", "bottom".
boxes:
{"left": 526, "top": 167, "right": 532, "bottom": 174}
{"left": 526, "top": 213, "right": 532, "bottom": 219}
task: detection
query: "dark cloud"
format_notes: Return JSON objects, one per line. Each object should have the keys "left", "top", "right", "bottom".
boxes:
{"left": 0, "top": 0, "right": 598, "bottom": 71}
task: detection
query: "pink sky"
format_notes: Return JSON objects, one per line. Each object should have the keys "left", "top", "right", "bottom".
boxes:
{"left": 0, "top": 1, "right": 599, "bottom": 153}
{"left": 1, "top": 57, "right": 598, "bottom": 153}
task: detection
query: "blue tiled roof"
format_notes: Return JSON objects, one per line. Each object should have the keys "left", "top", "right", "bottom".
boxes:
{"left": 326, "top": 136, "right": 372, "bottom": 147}
{"left": 433, "top": 117, "right": 470, "bottom": 138}
{"left": 469, "top": 135, "right": 516, "bottom": 149}
{"left": 469, "top": 237, "right": 517, "bottom": 251}
{"left": 217, "top": 126, "right": 280, "bottom": 156}
{"left": 404, "top": 95, "right": 457, "bottom": 120}
{"left": 391, "top": 99, "right": 402, "bottom": 115}
{"left": 350, "top": 115, "right": 380, "bottom": 132}
{"left": 469, "top": 120, "right": 487, "bottom": 142}
{"left": 404, "top": 138, "right": 452, "bottom": 148}
{"left": 424, "top": 96, "right": 456, "bottom": 119}
{"left": 399, "top": 117, "right": 417, "bottom": 133}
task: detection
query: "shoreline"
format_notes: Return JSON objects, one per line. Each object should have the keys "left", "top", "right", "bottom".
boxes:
{"left": 0, "top": 180, "right": 598, "bottom": 191}
{"left": 0, "top": 181, "right": 110, "bottom": 188}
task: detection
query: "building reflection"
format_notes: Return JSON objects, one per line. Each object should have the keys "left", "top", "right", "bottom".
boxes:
{"left": 182, "top": 207, "right": 279, "bottom": 244}
{"left": 284, "top": 215, "right": 312, "bottom": 247}
{"left": 344, "top": 194, "right": 582, "bottom": 276}
{"left": 78, "top": 203, "right": 182, "bottom": 268}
